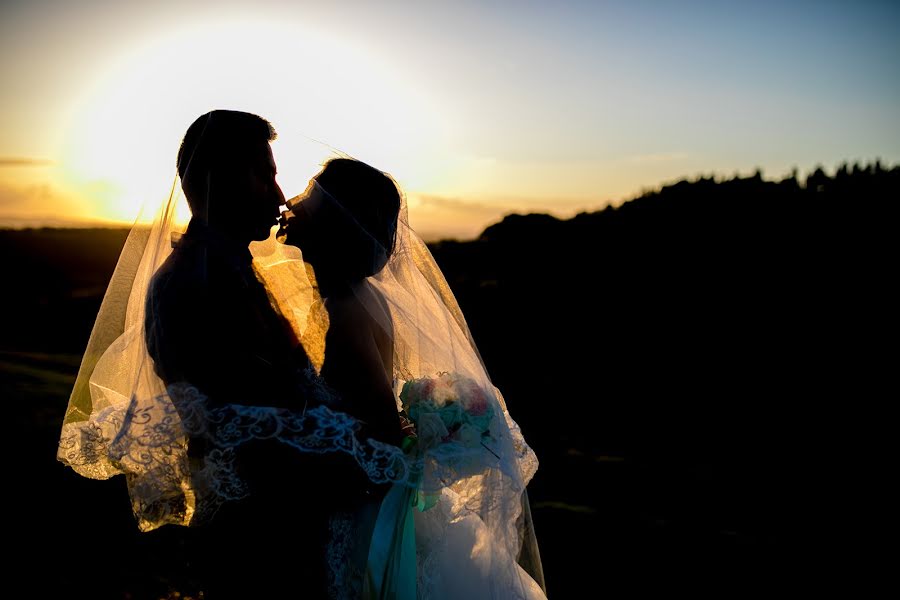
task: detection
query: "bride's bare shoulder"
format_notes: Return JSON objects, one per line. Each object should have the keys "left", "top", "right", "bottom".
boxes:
{"left": 325, "top": 283, "right": 391, "bottom": 334}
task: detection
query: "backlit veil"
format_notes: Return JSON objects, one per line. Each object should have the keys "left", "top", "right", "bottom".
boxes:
{"left": 57, "top": 117, "right": 547, "bottom": 598}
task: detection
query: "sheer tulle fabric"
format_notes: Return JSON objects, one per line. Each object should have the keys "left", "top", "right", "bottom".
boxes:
{"left": 57, "top": 134, "right": 546, "bottom": 598}
{"left": 281, "top": 177, "right": 546, "bottom": 598}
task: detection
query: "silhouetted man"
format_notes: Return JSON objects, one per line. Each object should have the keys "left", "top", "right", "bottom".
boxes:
{"left": 145, "top": 110, "right": 329, "bottom": 599}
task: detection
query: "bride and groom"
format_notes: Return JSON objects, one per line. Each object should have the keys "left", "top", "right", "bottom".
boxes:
{"left": 58, "top": 110, "right": 547, "bottom": 599}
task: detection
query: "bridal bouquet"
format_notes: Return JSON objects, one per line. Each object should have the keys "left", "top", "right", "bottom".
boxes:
{"left": 399, "top": 372, "right": 496, "bottom": 456}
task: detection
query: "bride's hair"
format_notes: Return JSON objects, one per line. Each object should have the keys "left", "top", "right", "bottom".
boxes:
{"left": 309, "top": 158, "right": 401, "bottom": 287}
{"left": 176, "top": 109, "right": 276, "bottom": 215}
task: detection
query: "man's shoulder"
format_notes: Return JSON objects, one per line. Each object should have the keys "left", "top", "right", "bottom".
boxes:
{"left": 148, "top": 249, "right": 209, "bottom": 304}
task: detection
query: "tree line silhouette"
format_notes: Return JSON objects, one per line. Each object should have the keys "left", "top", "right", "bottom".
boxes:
{"left": 430, "top": 160, "right": 897, "bottom": 451}
{"left": 426, "top": 160, "right": 895, "bottom": 582}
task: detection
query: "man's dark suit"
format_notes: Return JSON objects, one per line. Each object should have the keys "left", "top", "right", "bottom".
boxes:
{"left": 145, "top": 218, "right": 336, "bottom": 599}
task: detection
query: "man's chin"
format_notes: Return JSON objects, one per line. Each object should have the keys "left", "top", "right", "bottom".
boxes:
{"left": 252, "top": 224, "right": 278, "bottom": 241}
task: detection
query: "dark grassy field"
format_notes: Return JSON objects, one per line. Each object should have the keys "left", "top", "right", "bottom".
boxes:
{"left": 10, "top": 347, "right": 791, "bottom": 599}
{"left": 5, "top": 163, "right": 892, "bottom": 598}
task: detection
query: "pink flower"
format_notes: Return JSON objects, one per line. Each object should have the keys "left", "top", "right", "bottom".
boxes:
{"left": 457, "top": 379, "right": 488, "bottom": 416}
{"left": 467, "top": 389, "right": 488, "bottom": 416}
{"left": 431, "top": 378, "right": 456, "bottom": 407}
{"left": 420, "top": 378, "right": 436, "bottom": 401}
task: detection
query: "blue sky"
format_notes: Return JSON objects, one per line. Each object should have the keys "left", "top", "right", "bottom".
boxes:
{"left": 1, "top": 0, "right": 898, "bottom": 238}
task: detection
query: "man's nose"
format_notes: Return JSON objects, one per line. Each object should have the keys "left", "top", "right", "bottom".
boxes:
{"left": 274, "top": 182, "right": 286, "bottom": 206}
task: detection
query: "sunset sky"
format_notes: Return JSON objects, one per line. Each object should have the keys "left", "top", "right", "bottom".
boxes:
{"left": 1, "top": 0, "right": 898, "bottom": 240}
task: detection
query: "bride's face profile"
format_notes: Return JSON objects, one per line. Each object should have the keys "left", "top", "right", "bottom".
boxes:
{"left": 281, "top": 160, "right": 400, "bottom": 294}
{"left": 282, "top": 177, "right": 329, "bottom": 270}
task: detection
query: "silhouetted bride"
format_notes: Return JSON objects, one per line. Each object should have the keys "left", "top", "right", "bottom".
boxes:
{"left": 277, "top": 157, "right": 548, "bottom": 599}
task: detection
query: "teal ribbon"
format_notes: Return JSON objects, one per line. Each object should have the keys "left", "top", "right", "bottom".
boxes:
{"left": 365, "top": 435, "right": 420, "bottom": 599}
{"left": 365, "top": 480, "right": 418, "bottom": 599}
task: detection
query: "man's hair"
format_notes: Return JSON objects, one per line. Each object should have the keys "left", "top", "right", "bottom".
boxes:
{"left": 176, "top": 110, "right": 276, "bottom": 214}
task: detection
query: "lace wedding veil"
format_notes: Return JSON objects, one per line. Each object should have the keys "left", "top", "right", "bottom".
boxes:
{"left": 57, "top": 111, "right": 547, "bottom": 598}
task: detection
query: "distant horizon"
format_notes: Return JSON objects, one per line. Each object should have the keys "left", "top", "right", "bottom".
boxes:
{"left": 2, "top": 1, "right": 897, "bottom": 243}
{"left": 4, "top": 157, "right": 891, "bottom": 241}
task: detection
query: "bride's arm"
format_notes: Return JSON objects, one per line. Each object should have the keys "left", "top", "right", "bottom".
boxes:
{"left": 321, "top": 294, "right": 404, "bottom": 447}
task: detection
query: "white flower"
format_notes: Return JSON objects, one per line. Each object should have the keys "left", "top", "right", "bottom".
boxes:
{"left": 431, "top": 380, "right": 456, "bottom": 407}
{"left": 454, "top": 423, "right": 482, "bottom": 448}
{"left": 417, "top": 412, "right": 450, "bottom": 449}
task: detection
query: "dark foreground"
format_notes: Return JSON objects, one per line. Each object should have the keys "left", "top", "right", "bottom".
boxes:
{"left": 5, "top": 164, "right": 892, "bottom": 598}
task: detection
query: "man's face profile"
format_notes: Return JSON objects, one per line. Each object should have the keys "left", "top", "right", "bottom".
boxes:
{"left": 221, "top": 141, "right": 285, "bottom": 242}
{"left": 247, "top": 141, "right": 285, "bottom": 240}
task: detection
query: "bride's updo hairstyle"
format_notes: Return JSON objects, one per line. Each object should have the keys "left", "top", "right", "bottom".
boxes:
{"left": 302, "top": 157, "right": 401, "bottom": 292}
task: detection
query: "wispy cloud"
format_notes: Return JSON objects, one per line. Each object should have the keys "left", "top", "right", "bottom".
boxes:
{"left": 0, "top": 181, "right": 55, "bottom": 208}
{"left": 625, "top": 153, "right": 689, "bottom": 164}
{"left": 408, "top": 193, "right": 507, "bottom": 241}
{"left": 407, "top": 191, "right": 616, "bottom": 242}
{"left": 413, "top": 192, "right": 604, "bottom": 216}
{"left": 0, "top": 181, "right": 93, "bottom": 227}
{"left": 412, "top": 193, "right": 502, "bottom": 217}
{"left": 0, "top": 157, "right": 55, "bottom": 167}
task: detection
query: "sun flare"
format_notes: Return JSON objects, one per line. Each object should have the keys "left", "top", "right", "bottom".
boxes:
{"left": 60, "top": 17, "right": 448, "bottom": 225}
